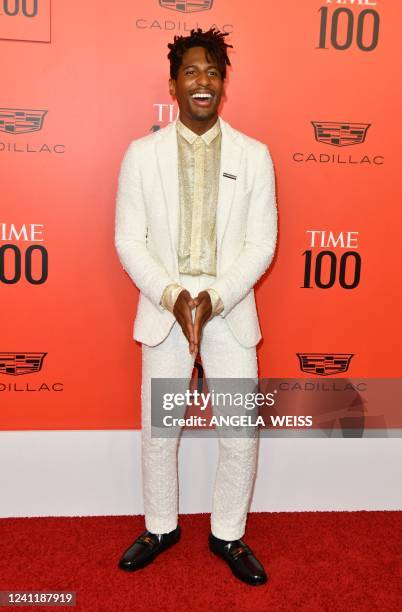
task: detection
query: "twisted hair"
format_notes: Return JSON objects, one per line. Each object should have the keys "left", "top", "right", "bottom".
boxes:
{"left": 167, "top": 27, "right": 233, "bottom": 81}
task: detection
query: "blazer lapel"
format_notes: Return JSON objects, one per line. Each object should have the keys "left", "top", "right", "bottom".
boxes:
{"left": 217, "top": 118, "right": 243, "bottom": 253}
{"left": 155, "top": 120, "right": 180, "bottom": 277}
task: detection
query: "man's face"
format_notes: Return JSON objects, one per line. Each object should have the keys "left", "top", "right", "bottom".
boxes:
{"left": 169, "top": 46, "right": 224, "bottom": 127}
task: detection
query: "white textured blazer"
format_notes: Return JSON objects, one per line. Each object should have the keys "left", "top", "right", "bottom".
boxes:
{"left": 115, "top": 116, "right": 278, "bottom": 348}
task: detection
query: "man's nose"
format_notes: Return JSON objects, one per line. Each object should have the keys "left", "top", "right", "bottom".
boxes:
{"left": 196, "top": 71, "right": 211, "bottom": 87}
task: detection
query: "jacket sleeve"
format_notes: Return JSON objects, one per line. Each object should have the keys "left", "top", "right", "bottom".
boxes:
{"left": 114, "top": 142, "right": 176, "bottom": 312}
{"left": 207, "top": 144, "right": 278, "bottom": 318}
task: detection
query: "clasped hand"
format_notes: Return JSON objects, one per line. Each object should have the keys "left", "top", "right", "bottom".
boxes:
{"left": 173, "top": 289, "right": 212, "bottom": 356}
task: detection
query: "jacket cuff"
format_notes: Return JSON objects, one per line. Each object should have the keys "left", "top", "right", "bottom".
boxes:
{"left": 160, "top": 283, "right": 185, "bottom": 314}
{"left": 205, "top": 288, "right": 224, "bottom": 318}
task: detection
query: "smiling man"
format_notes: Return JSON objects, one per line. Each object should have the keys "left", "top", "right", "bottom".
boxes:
{"left": 115, "top": 28, "right": 278, "bottom": 586}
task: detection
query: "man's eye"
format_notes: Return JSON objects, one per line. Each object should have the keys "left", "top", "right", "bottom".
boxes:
{"left": 185, "top": 70, "right": 195, "bottom": 75}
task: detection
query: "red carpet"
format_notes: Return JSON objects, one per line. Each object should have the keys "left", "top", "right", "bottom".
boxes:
{"left": 0, "top": 512, "right": 400, "bottom": 611}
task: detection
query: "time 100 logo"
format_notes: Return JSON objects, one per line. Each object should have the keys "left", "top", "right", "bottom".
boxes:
{"left": 1, "top": 0, "right": 38, "bottom": 17}
{"left": 0, "top": 244, "right": 48, "bottom": 285}
{"left": 318, "top": 3, "right": 380, "bottom": 52}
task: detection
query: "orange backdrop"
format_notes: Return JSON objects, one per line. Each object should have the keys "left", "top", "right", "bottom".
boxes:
{"left": 1, "top": 0, "right": 401, "bottom": 429}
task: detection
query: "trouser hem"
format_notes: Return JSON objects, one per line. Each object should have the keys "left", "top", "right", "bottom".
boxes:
{"left": 145, "top": 517, "right": 178, "bottom": 535}
{"left": 211, "top": 522, "right": 245, "bottom": 541}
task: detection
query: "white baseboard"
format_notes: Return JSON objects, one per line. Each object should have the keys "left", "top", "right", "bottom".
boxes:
{"left": 0, "top": 431, "right": 401, "bottom": 518}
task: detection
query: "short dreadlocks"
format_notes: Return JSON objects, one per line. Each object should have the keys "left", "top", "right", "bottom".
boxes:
{"left": 167, "top": 27, "right": 233, "bottom": 81}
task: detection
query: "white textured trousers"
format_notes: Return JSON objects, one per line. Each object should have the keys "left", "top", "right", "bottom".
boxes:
{"left": 141, "top": 273, "right": 259, "bottom": 541}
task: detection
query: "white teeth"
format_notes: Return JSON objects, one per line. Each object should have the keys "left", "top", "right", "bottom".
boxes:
{"left": 192, "top": 93, "right": 212, "bottom": 99}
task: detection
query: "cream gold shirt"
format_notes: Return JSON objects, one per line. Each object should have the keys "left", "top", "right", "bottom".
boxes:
{"left": 160, "top": 118, "right": 224, "bottom": 317}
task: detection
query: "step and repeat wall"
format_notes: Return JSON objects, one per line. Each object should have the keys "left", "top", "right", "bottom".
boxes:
{"left": 1, "top": 0, "right": 401, "bottom": 437}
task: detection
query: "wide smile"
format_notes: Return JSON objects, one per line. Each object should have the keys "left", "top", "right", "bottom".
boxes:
{"left": 190, "top": 91, "right": 215, "bottom": 108}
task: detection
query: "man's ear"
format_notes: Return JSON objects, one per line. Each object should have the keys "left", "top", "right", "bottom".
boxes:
{"left": 169, "top": 78, "right": 176, "bottom": 98}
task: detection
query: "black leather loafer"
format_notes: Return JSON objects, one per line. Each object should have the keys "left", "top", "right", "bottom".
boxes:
{"left": 118, "top": 525, "right": 181, "bottom": 572}
{"left": 209, "top": 533, "right": 268, "bottom": 586}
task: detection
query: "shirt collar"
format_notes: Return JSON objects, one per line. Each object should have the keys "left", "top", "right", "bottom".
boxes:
{"left": 176, "top": 117, "right": 221, "bottom": 145}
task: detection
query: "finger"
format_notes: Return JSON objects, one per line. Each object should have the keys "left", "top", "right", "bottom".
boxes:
{"left": 189, "top": 333, "right": 197, "bottom": 356}
{"left": 190, "top": 337, "right": 198, "bottom": 356}
{"left": 179, "top": 309, "right": 193, "bottom": 338}
{"left": 187, "top": 327, "right": 194, "bottom": 345}
{"left": 183, "top": 302, "right": 194, "bottom": 327}
{"left": 186, "top": 313, "right": 195, "bottom": 339}
{"left": 186, "top": 319, "right": 196, "bottom": 351}
{"left": 193, "top": 313, "right": 202, "bottom": 348}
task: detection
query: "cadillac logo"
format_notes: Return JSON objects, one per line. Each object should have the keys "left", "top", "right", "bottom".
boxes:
{"left": 0, "top": 352, "right": 47, "bottom": 376}
{"left": 297, "top": 353, "right": 354, "bottom": 376}
{"left": 159, "top": 0, "right": 213, "bottom": 13}
{"left": 311, "top": 121, "right": 371, "bottom": 147}
{"left": 0, "top": 108, "right": 47, "bottom": 135}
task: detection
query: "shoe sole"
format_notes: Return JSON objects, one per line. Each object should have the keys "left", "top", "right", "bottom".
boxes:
{"left": 118, "top": 532, "right": 181, "bottom": 572}
{"left": 209, "top": 545, "right": 268, "bottom": 586}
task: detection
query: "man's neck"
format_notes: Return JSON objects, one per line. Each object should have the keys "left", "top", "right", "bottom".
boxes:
{"left": 177, "top": 114, "right": 219, "bottom": 136}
